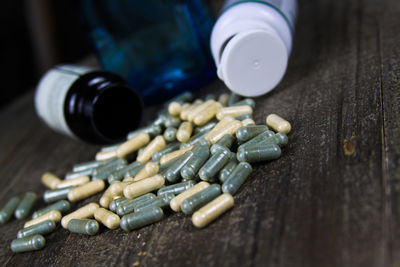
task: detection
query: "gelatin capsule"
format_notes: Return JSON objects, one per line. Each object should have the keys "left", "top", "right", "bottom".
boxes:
{"left": 43, "top": 186, "right": 74, "bottom": 203}
{"left": 219, "top": 159, "right": 238, "bottom": 183}
{"left": 241, "top": 118, "right": 256, "bottom": 126}
{"left": 237, "top": 130, "right": 275, "bottom": 151}
{"left": 218, "top": 93, "right": 230, "bottom": 106}
{"left": 32, "top": 200, "right": 70, "bottom": 219}
{"left": 109, "top": 197, "right": 130, "bottom": 212}
{"left": 194, "top": 121, "right": 217, "bottom": 134}
{"left": 164, "top": 115, "right": 181, "bottom": 128}
{"left": 61, "top": 202, "right": 99, "bottom": 229}
{"left": 159, "top": 145, "right": 193, "bottom": 165}
{"left": 210, "top": 134, "right": 235, "bottom": 154}
{"left": 57, "top": 176, "right": 90, "bottom": 188}
{"left": 184, "top": 130, "right": 210, "bottom": 148}
{"left": 237, "top": 144, "right": 281, "bottom": 163}
{"left": 236, "top": 125, "right": 269, "bottom": 142}
{"left": 228, "top": 92, "right": 242, "bottom": 106}
{"left": 266, "top": 114, "right": 291, "bottom": 134}
{"left": 94, "top": 208, "right": 120, "bottom": 229}
{"left": 222, "top": 162, "right": 253, "bottom": 195}
{"left": 24, "top": 210, "right": 61, "bottom": 228}
{"left": 11, "top": 235, "right": 46, "bottom": 253}
{"left": 15, "top": 192, "right": 37, "bottom": 220}
{"left": 127, "top": 124, "right": 162, "bottom": 139}
{"left": 68, "top": 218, "right": 99, "bottom": 235}
{"left": 192, "top": 193, "right": 234, "bottom": 228}
{"left": 163, "top": 127, "right": 177, "bottom": 142}
{"left": 124, "top": 164, "right": 145, "bottom": 180}
{"left": 231, "top": 98, "right": 256, "bottom": 109}
{"left": 216, "top": 105, "right": 253, "bottom": 120}
{"left": 188, "top": 100, "right": 215, "bottom": 122}
{"left": 208, "top": 120, "right": 242, "bottom": 144}
{"left": 124, "top": 174, "right": 165, "bottom": 199}
{"left": 68, "top": 180, "right": 105, "bottom": 202}
{"left": 73, "top": 160, "right": 105, "bottom": 172}
{"left": 133, "top": 162, "right": 159, "bottom": 182}
{"left": 95, "top": 149, "right": 117, "bottom": 161}
{"left": 234, "top": 113, "right": 252, "bottom": 121}
{"left": 170, "top": 181, "right": 210, "bottom": 212}
{"left": 152, "top": 142, "right": 181, "bottom": 162}
{"left": 168, "top": 101, "right": 182, "bottom": 116}
{"left": 92, "top": 158, "right": 127, "bottom": 181}
{"left": 199, "top": 149, "right": 231, "bottom": 181}
{"left": 164, "top": 150, "right": 194, "bottom": 183}
{"left": 181, "top": 184, "right": 221, "bottom": 215}
{"left": 65, "top": 169, "right": 93, "bottom": 180}
{"left": 177, "top": 122, "right": 194, "bottom": 143}
{"left": 193, "top": 101, "right": 222, "bottom": 126}
{"left": 157, "top": 180, "right": 196, "bottom": 196}
{"left": 117, "top": 132, "right": 150, "bottom": 158}
{"left": 41, "top": 172, "right": 61, "bottom": 189}
{"left": 257, "top": 132, "right": 288, "bottom": 147}
{"left": 99, "top": 181, "right": 129, "bottom": 208}
{"left": 120, "top": 207, "right": 164, "bottom": 232}
{"left": 137, "top": 136, "right": 167, "bottom": 163}
{"left": 180, "top": 145, "right": 210, "bottom": 180}
{"left": 134, "top": 193, "right": 174, "bottom": 212}
{"left": 17, "top": 220, "right": 56, "bottom": 238}
{"left": 180, "top": 100, "right": 202, "bottom": 121}
{"left": 117, "top": 193, "right": 156, "bottom": 216}
{"left": 0, "top": 196, "right": 20, "bottom": 224}
{"left": 108, "top": 161, "right": 143, "bottom": 184}
{"left": 159, "top": 153, "right": 184, "bottom": 173}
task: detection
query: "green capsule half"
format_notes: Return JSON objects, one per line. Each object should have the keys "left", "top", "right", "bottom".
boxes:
{"left": 0, "top": 196, "right": 20, "bottom": 224}
{"left": 163, "top": 127, "right": 177, "bottom": 142}
{"left": 15, "top": 192, "right": 37, "bottom": 220}
{"left": 236, "top": 125, "right": 269, "bottom": 142}
{"left": 157, "top": 180, "right": 195, "bottom": 196}
{"left": 219, "top": 159, "right": 238, "bottom": 183}
{"left": 32, "top": 200, "right": 70, "bottom": 219}
{"left": 120, "top": 207, "right": 164, "bottom": 232}
{"left": 199, "top": 149, "right": 231, "bottom": 181}
{"left": 68, "top": 219, "right": 99, "bottom": 235}
{"left": 11, "top": 235, "right": 46, "bottom": 253}
{"left": 117, "top": 193, "right": 156, "bottom": 216}
{"left": 17, "top": 220, "right": 56, "bottom": 238}
{"left": 222, "top": 162, "right": 253, "bottom": 195}
{"left": 181, "top": 184, "right": 221, "bottom": 215}
{"left": 237, "top": 144, "right": 281, "bottom": 163}
{"left": 152, "top": 142, "right": 181, "bottom": 162}
{"left": 134, "top": 193, "right": 174, "bottom": 212}
{"left": 164, "top": 150, "right": 194, "bottom": 183}
{"left": 237, "top": 130, "right": 275, "bottom": 151}
{"left": 180, "top": 145, "right": 210, "bottom": 180}
{"left": 43, "top": 186, "right": 74, "bottom": 203}
{"left": 108, "top": 161, "right": 143, "bottom": 183}
{"left": 109, "top": 197, "right": 130, "bottom": 212}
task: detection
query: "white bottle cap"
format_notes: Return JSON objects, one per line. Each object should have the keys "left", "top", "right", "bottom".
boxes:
{"left": 217, "top": 29, "right": 288, "bottom": 97}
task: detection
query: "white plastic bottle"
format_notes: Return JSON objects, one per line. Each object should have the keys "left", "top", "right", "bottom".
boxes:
{"left": 210, "top": 0, "right": 297, "bottom": 97}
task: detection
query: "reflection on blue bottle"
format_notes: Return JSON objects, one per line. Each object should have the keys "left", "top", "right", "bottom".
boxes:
{"left": 82, "top": 0, "right": 216, "bottom": 104}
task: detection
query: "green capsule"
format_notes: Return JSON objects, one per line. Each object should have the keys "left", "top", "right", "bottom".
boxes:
{"left": 120, "top": 207, "right": 164, "bottom": 232}
{"left": 134, "top": 193, "right": 174, "bottom": 212}
{"left": 228, "top": 92, "right": 243, "bottom": 106}
{"left": 194, "top": 121, "right": 217, "bottom": 134}
{"left": 237, "top": 130, "right": 275, "bottom": 151}
{"left": 257, "top": 132, "right": 288, "bottom": 147}
{"left": 11, "top": 235, "right": 46, "bottom": 253}
{"left": 43, "top": 186, "right": 74, "bottom": 203}
{"left": 236, "top": 125, "right": 269, "bottom": 142}
{"left": 32, "top": 200, "right": 70, "bottom": 219}
{"left": 17, "top": 220, "right": 56, "bottom": 238}
{"left": 181, "top": 184, "right": 221, "bottom": 215}
{"left": 237, "top": 144, "right": 281, "bottom": 163}
{"left": 231, "top": 98, "right": 256, "bottom": 109}
{"left": 109, "top": 197, "right": 130, "bottom": 212}
{"left": 65, "top": 169, "right": 93, "bottom": 180}
{"left": 108, "top": 161, "right": 143, "bottom": 183}
{"left": 157, "top": 180, "right": 195, "bottom": 196}
{"left": 92, "top": 158, "right": 127, "bottom": 181}
{"left": 163, "top": 127, "right": 177, "bottom": 142}
{"left": 181, "top": 130, "right": 211, "bottom": 148}
{"left": 159, "top": 153, "right": 184, "bottom": 174}
{"left": 0, "top": 196, "right": 20, "bottom": 224}
{"left": 199, "top": 148, "right": 231, "bottom": 181}
{"left": 210, "top": 134, "right": 235, "bottom": 154}
{"left": 222, "top": 162, "right": 252, "bottom": 195}
{"left": 124, "top": 164, "right": 145, "bottom": 179}
{"left": 164, "top": 151, "right": 194, "bottom": 183}
{"left": 164, "top": 115, "right": 181, "bottom": 128}
{"left": 15, "top": 192, "right": 37, "bottom": 220}
{"left": 152, "top": 142, "right": 181, "bottom": 162}
{"left": 235, "top": 113, "right": 253, "bottom": 121}
{"left": 180, "top": 145, "right": 210, "bottom": 180}
{"left": 117, "top": 193, "right": 156, "bottom": 216}
{"left": 127, "top": 124, "right": 162, "bottom": 139}
{"left": 219, "top": 158, "right": 238, "bottom": 183}
{"left": 68, "top": 219, "right": 99, "bottom": 235}
{"left": 73, "top": 160, "right": 105, "bottom": 172}
{"left": 100, "top": 143, "right": 122, "bottom": 152}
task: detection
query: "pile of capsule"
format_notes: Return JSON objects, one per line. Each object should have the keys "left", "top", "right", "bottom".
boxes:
{"left": 0, "top": 92, "right": 291, "bottom": 253}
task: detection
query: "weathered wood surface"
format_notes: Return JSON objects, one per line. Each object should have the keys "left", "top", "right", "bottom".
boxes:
{"left": 0, "top": 0, "right": 399, "bottom": 266}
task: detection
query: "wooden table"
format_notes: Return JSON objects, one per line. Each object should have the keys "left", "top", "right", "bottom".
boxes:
{"left": 1, "top": 0, "right": 399, "bottom": 266}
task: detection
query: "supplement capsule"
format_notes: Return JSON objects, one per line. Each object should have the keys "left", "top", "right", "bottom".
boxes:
{"left": 218, "top": 93, "right": 230, "bottom": 106}
{"left": 237, "top": 130, "right": 275, "bottom": 151}
{"left": 181, "top": 184, "right": 221, "bottom": 215}
{"left": 124, "top": 174, "right": 165, "bottom": 199}
{"left": 257, "top": 132, "right": 289, "bottom": 147}
{"left": 192, "top": 194, "right": 234, "bottom": 228}
{"left": 92, "top": 158, "right": 127, "bottom": 181}
{"left": 99, "top": 181, "right": 129, "bottom": 208}
{"left": 120, "top": 207, "right": 164, "bottom": 232}
{"left": 188, "top": 100, "right": 215, "bottom": 122}
{"left": 180, "top": 145, "right": 210, "bottom": 180}
{"left": 219, "top": 159, "right": 238, "bottom": 183}
{"left": 17, "top": 220, "right": 56, "bottom": 238}
{"left": 235, "top": 113, "right": 252, "bottom": 121}
{"left": 109, "top": 197, "right": 130, "bottom": 212}
{"left": 152, "top": 142, "right": 181, "bottom": 162}
{"left": 134, "top": 193, "right": 174, "bottom": 212}
{"left": 0, "top": 196, "right": 20, "bottom": 224}
{"left": 41, "top": 172, "right": 61, "bottom": 189}
{"left": 163, "top": 127, "right": 177, "bottom": 142}
{"left": 194, "top": 121, "right": 217, "bottom": 134}
{"left": 228, "top": 92, "right": 243, "bottom": 106}
{"left": 205, "top": 116, "right": 237, "bottom": 138}
{"left": 57, "top": 176, "right": 90, "bottom": 189}
{"left": 94, "top": 208, "right": 120, "bottom": 229}
{"left": 24, "top": 210, "right": 62, "bottom": 228}
{"left": 117, "top": 132, "right": 150, "bottom": 158}
{"left": 108, "top": 161, "right": 143, "bottom": 184}
{"left": 241, "top": 118, "right": 256, "bottom": 126}
{"left": 95, "top": 149, "right": 117, "bottom": 161}
{"left": 237, "top": 144, "right": 281, "bottom": 163}
{"left": 266, "top": 114, "right": 291, "bottom": 134}
{"left": 137, "top": 136, "right": 167, "bottom": 163}
{"left": 170, "top": 181, "right": 210, "bottom": 212}
{"left": 193, "top": 101, "right": 222, "bottom": 126}
{"left": 164, "top": 150, "right": 194, "bottom": 183}
{"left": 236, "top": 125, "right": 269, "bottom": 142}
{"left": 159, "top": 146, "right": 193, "bottom": 165}
{"left": 61, "top": 202, "right": 99, "bottom": 229}
{"left": 199, "top": 149, "right": 231, "bottom": 181}
{"left": 157, "top": 180, "right": 195, "bottom": 196}
{"left": 43, "top": 186, "right": 74, "bottom": 203}
{"left": 208, "top": 120, "right": 242, "bottom": 144}
{"left": 180, "top": 100, "right": 202, "bottom": 121}
{"left": 117, "top": 193, "right": 156, "bottom": 216}
{"left": 65, "top": 168, "right": 93, "bottom": 180}
{"left": 216, "top": 105, "right": 253, "bottom": 120}
{"left": 68, "top": 218, "right": 99, "bottom": 235}
{"left": 164, "top": 115, "right": 181, "bottom": 128}
{"left": 32, "top": 200, "right": 70, "bottom": 219}
{"left": 11, "top": 235, "right": 46, "bottom": 253}
{"left": 68, "top": 180, "right": 105, "bottom": 202}
{"left": 183, "top": 130, "right": 210, "bottom": 148}
{"left": 210, "top": 134, "right": 234, "bottom": 154}
{"left": 15, "top": 192, "right": 37, "bottom": 220}
{"left": 133, "top": 162, "right": 159, "bottom": 182}
{"left": 168, "top": 101, "right": 182, "bottom": 116}
{"left": 124, "top": 164, "right": 145, "bottom": 180}
{"left": 222, "top": 162, "right": 253, "bottom": 195}
{"left": 127, "top": 124, "right": 162, "bottom": 140}
{"left": 177, "top": 122, "right": 194, "bottom": 142}
{"left": 231, "top": 98, "right": 256, "bottom": 109}
{"left": 73, "top": 160, "right": 105, "bottom": 172}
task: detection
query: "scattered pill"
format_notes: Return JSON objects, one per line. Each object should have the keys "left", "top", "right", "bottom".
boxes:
{"left": 157, "top": 180, "right": 196, "bottom": 196}
{"left": 117, "top": 132, "right": 150, "bottom": 158}
{"left": 15, "top": 192, "right": 37, "bottom": 220}
{"left": 193, "top": 101, "right": 221, "bottom": 126}
{"left": 216, "top": 105, "right": 253, "bottom": 120}
{"left": 109, "top": 197, "right": 130, "bottom": 212}
{"left": 108, "top": 161, "right": 143, "bottom": 184}
{"left": 180, "top": 145, "right": 210, "bottom": 180}
{"left": 266, "top": 114, "right": 291, "bottom": 134}
{"left": 210, "top": 134, "right": 235, "bottom": 154}
{"left": 218, "top": 159, "right": 238, "bottom": 183}
{"left": 11, "top": 235, "right": 46, "bottom": 253}
{"left": 43, "top": 186, "right": 74, "bottom": 203}
{"left": 222, "top": 162, "right": 252, "bottom": 195}
{"left": 24, "top": 210, "right": 61, "bottom": 228}
{"left": 199, "top": 149, "right": 231, "bottom": 181}
{"left": 152, "top": 142, "right": 181, "bottom": 162}
{"left": 235, "top": 113, "right": 253, "bottom": 121}
{"left": 61, "top": 202, "right": 99, "bottom": 229}
{"left": 117, "top": 193, "right": 156, "bottom": 216}
{"left": 41, "top": 172, "right": 61, "bottom": 189}
{"left": 181, "top": 184, "right": 221, "bottom": 215}
{"left": 68, "top": 180, "right": 105, "bottom": 202}
{"left": 65, "top": 169, "right": 93, "bottom": 180}
{"left": 159, "top": 146, "right": 193, "bottom": 165}
{"left": 231, "top": 98, "right": 256, "bottom": 109}
{"left": 137, "top": 136, "right": 167, "bottom": 163}
{"left": 94, "top": 208, "right": 120, "bottom": 229}
{"left": 0, "top": 196, "right": 20, "bottom": 224}
{"left": 192, "top": 193, "right": 234, "bottom": 228}
{"left": 164, "top": 150, "right": 194, "bottom": 183}
{"left": 124, "top": 174, "right": 165, "bottom": 199}
{"left": 237, "top": 130, "right": 275, "bottom": 151}
{"left": 241, "top": 118, "right": 256, "bottom": 126}
{"left": 208, "top": 120, "right": 242, "bottom": 144}
{"left": 194, "top": 121, "right": 217, "bottom": 134}
{"left": 236, "top": 125, "right": 269, "bottom": 142}
{"left": 177, "top": 122, "right": 194, "bottom": 142}
{"left": 164, "top": 115, "right": 181, "bottom": 128}
{"left": 73, "top": 160, "right": 105, "bottom": 172}
{"left": 134, "top": 193, "right": 174, "bottom": 212}
{"left": 68, "top": 218, "right": 99, "bottom": 235}
{"left": 32, "top": 200, "right": 70, "bottom": 219}
{"left": 57, "top": 176, "right": 90, "bottom": 189}
{"left": 163, "top": 127, "right": 177, "bottom": 142}
{"left": 170, "top": 181, "right": 210, "bottom": 212}
{"left": 168, "top": 102, "right": 182, "bottom": 116}
{"left": 17, "top": 220, "right": 56, "bottom": 239}
{"left": 133, "top": 162, "right": 159, "bottom": 182}
{"left": 120, "top": 207, "right": 164, "bottom": 232}
{"left": 95, "top": 149, "right": 117, "bottom": 161}
{"left": 237, "top": 144, "right": 282, "bottom": 163}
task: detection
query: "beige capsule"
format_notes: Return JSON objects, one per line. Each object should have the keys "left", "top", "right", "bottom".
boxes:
{"left": 57, "top": 176, "right": 90, "bottom": 189}
{"left": 116, "top": 132, "right": 150, "bottom": 158}
{"left": 193, "top": 102, "right": 222, "bottom": 126}
{"left": 68, "top": 180, "right": 105, "bottom": 202}
{"left": 137, "top": 136, "right": 167, "bottom": 163}
{"left": 266, "top": 114, "right": 291, "bottom": 134}
{"left": 61, "top": 202, "right": 99, "bottom": 229}
{"left": 176, "top": 122, "right": 193, "bottom": 143}
{"left": 133, "top": 162, "right": 159, "bottom": 182}
{"left": 180, "top": 100, "right": 203, "bottom": 121}
{"left": 159, "top": 145, "right": 193, "bottom": 165}
{"left": 192, "top": 193, "right": 234, "bottom": 228}
{"left": 124, "top": 174, "right": 165, "bottom": 199}
{"left": 24, "top": 210, "right": 62, "bottom": 228}
{"left": 187, "top": 100, "right": 215, "bottom": 122}
{"left": 204, "top": 116, "right": 235, "bottom": 141}
{"left": 218, "top": 93, "right": 230, "bottom": 107}
{"left": 216, "top": 105, "right": 253, "bottom": 120}
{"left": 41, "top": 172, "right": 61, "bottom": 189}
{"left": 170, "top": 181, "right": 210, "bottom": 212}
{"left": 208, "top": 120, "right": 242, "bottom": 144}
{"left": 94, "top": 208, "right": 120, "bottom": 229}
{"left": 241, "top": 118, "right": 256, "bottom": 126}
{"left": 95, "top": 149, "right": 117, "bottom": 161}
{"left": 123, "top": 177, "right": 135, "bottom": 183}
{"left": 99, "top": 181, "right": 131, "bottom": 208}
{"left": 168, "top": 101, "right": 183, "bottom": 116}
